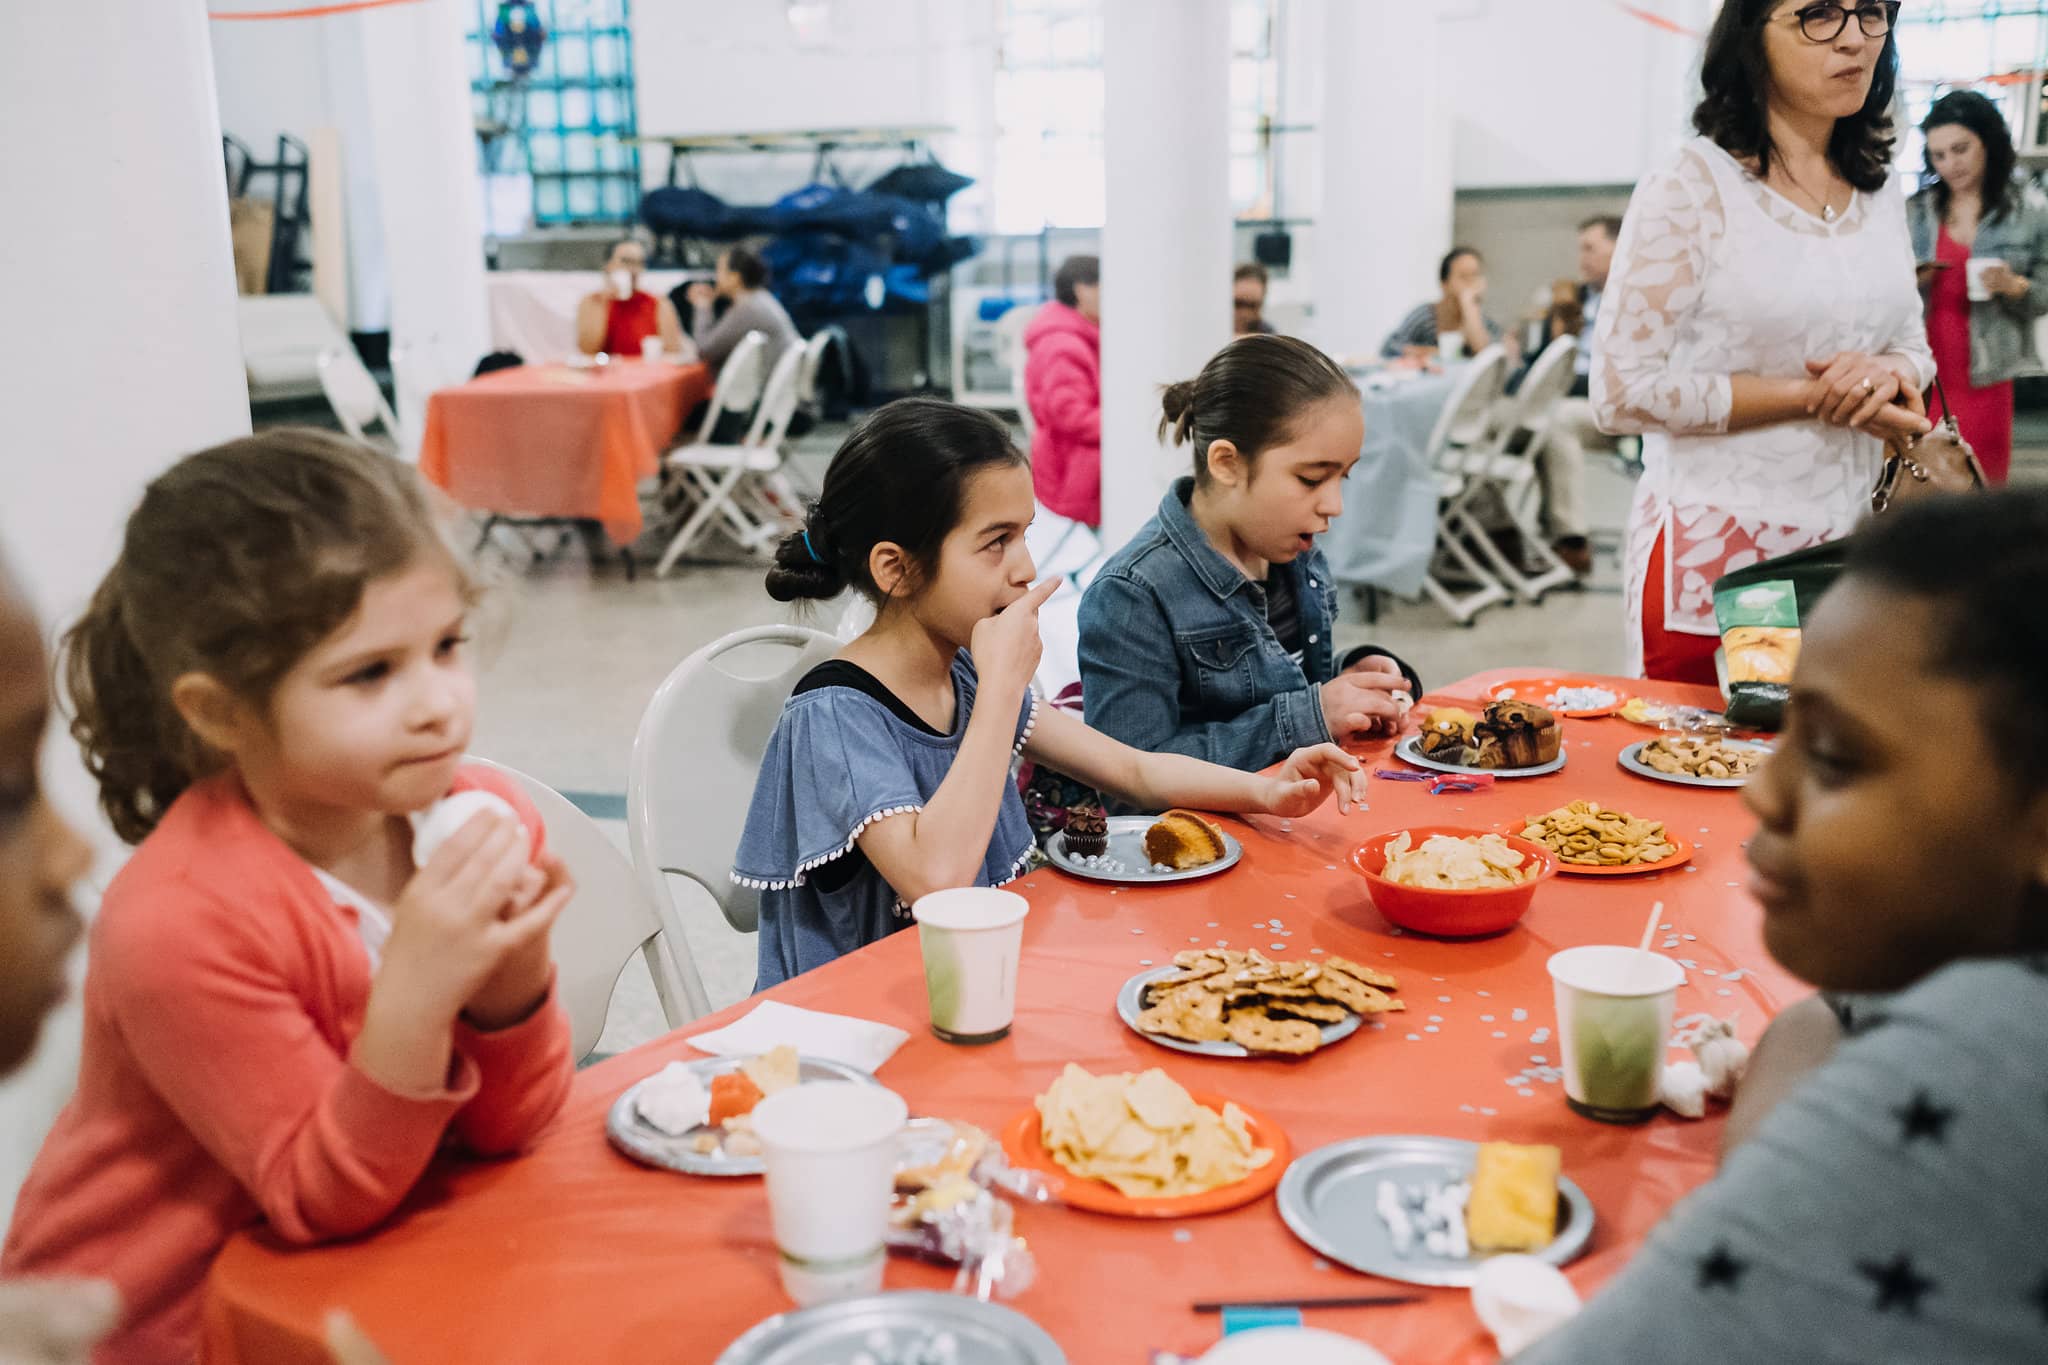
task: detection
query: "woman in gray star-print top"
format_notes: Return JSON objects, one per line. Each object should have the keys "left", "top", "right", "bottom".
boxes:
{"left": 1514, "top": 488, "right": 2048, "bottom": 1362}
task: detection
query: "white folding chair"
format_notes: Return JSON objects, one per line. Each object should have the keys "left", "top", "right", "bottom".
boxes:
{"left": 627, "top": 627, "right": 841, "bottom": 954}
{"left": 466, "top": 756, "right": 709, "bottom": 1054}
{"left": 655, "top": 341, "right": 807, "bottom": 574}
{"left": 316, "top": 345, "right": 402, "bottom": 450}
{"left": 1002, "top": 304, "right": 1041, "bottom": 445}
{"left": 794, "top": 328, "right": 834, "bottom": 410}
{"left": 1418, "top": 345, "right": 1514, "bottom": 626}
{"left": 1452, "top": 336, "right": 1581, "bottom": 603}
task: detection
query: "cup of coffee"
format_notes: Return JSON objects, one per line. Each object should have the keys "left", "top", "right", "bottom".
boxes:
{"left": 751, "top": 1081, "right": 908, "bottom": 1307}
{"left": 910, "top": 887, "right": 1029, "bottom": 1044}
{"left": 1967, "top": 257, "right": 2007, "bottom": 303}
{"left": 1437, "top": 331, "right": 1467, "bottom": 362}
{"left": 641, "top": 335, "right": 665, "bottom": 362}
{"left": 610, "top": 269, "right": 633, "bottom": 302}
{"left": 1546, "top": 945, "right": 1684, "bottom": 1124}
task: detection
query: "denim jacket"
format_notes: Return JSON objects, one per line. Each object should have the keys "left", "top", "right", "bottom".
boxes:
{"left": 1906, "top": 185, "right": 2048, "bottom": 387}
{"left": 1078, "top": 478, "right": 1338, "bottom": 773}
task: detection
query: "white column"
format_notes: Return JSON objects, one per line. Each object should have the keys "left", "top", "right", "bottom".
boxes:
{"left": 356, "top": 0, "right": 491, "bottom": 452}
{"left": 0, "top": 0, "right": 249, "bottom": 1227}
{"left": 1098, "top": 0, "right": 1234, "bottom": 551}
{"left": 1312, "top": 0, "right": 1449, "bottom": 362}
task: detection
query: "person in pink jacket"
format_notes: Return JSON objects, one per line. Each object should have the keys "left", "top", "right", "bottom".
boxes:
{"left": 1024, "top": 254, "right": 1102, "bottom": 526}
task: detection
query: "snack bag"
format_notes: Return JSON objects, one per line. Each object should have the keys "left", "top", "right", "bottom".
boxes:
{"left": 1711, "top": 539, "right": 1848, "bottom": 730}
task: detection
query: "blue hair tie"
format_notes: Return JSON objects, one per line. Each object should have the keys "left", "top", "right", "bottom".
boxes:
{"left": 802, "top": 530, "right": 825, "bottom": 565}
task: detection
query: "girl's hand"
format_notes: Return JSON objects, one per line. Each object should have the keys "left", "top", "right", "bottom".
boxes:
{"left": 1980, "top": 263, "right": 2030, "bottom": 299}
{"left": 1260, "top": 744, "right": 1367, "bottom": 817}
{"left": 381, "top": 813, "right": 545, "bottom": 1021}
{"left": 462, "top": 855, "right": 573, "bottom": 1031}
{"left": 969, "top": 578, "right": 1060, "bottom": 701}
{"left": 1320, "top": 668, "right": 1408, "bottom": 741}
{"left": 1804, "top": 353, "right": 1905, "bottom": 429}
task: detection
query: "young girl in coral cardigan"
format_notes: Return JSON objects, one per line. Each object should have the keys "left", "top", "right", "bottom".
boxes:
{"left": 2, "top": 432, "right": 576, "bottom": 1364}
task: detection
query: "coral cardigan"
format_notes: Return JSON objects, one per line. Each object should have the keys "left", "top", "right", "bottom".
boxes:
{"left": 0, "top": 766, "right": 573, "bottom": 1364}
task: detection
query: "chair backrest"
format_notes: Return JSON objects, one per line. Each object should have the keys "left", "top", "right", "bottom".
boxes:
{"left": 316, "top": 345, "right": 401, "bottom": 446}
{"left": 466, "top": 757, "right": 709, "bottom": 1056}
{"left": 795, "top": 329, "right": 834, "bottom": 406}
{"left": 628, "top": 626, "right": 841, "bottom": 940}
{"left": 1490, "top": 335, "right": 1580, "bottom": 458}
{"left": 1420, "top": 344, "right": 1509, "bottom": 472}
{"left": 743, "top": 343, "right": 807, "bottom": 450}
{"left": 691, "top": 330, "right": 769, "bottom": 443}
{"left": 1001, "top": 304, "right": 1041, "bottom": 445}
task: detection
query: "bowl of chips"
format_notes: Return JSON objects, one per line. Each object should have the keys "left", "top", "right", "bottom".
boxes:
{"left": 1349, "top": 826, "right": 1556, "bottom": 938}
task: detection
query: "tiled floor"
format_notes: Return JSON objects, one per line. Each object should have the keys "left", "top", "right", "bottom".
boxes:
{"left": 435, "top": 421, "right": 2048, "bottom": 1061}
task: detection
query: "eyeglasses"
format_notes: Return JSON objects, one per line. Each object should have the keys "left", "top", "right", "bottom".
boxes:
{"left": 1794, "top": 1, "right": 1900, "bottom": 43}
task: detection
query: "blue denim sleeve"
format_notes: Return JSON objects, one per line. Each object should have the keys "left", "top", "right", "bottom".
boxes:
{"left": 1078, "top": 571, "right": 1329, "bottom": 773}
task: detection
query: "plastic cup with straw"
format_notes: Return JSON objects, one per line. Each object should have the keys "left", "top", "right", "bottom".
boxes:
{"left": 1545, "top": 902, "right": 1686, "bottom": 1123}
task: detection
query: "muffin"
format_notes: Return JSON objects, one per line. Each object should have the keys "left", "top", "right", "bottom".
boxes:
{"left": 1476, "top": 700, "right": 1562, "bottom": 768}
{"left": 1145, "top": 810, "right": 1227, "bottom": 870}
{"left": 1062, "top": 804, "right": 1109, "bottom": 857}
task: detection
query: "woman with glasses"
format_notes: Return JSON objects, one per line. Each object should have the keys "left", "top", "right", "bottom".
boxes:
{"left": 1907, "top": 90, "right": 2048, "bottom": 485}
{"left": 1590, "top": 0, "right": 1932, "bottom": 683}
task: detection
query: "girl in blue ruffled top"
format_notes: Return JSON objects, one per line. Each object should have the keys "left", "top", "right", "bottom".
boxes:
{"left": 734, "top": 398, "right": 1366, "bottom": 990}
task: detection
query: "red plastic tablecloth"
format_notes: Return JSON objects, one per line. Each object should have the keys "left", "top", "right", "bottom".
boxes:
{"left": 417, "top": 360, "right": 711, "bottom": 546}
{"left": 203, "top": 671, "right": 1794, "bottom": 1364}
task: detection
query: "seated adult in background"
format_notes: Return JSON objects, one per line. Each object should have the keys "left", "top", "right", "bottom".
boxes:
{"left": 1514, "top": 491, "right": 2048, "bottom": 1364}
{"left": 1908, "top": 89, "right": 2048, "bottom": 486}
{"left": 575, "top": 238, "right": 685, "bottom": 358}
{"left": 1024, "top": 254, "right": 1103, "bottom": 527}
{"left": 1079, "top": 335, "right": 1419, "bottom": 780}
{"left": 1233, "top": 262, "right": 1276, "bottom": 335}
{"left": 1380, "top": 247, "right": 1505, "bottom": 360}
{"left": 1531, "top": 214, "right": 1625, "bottom": 576}
{"left": 680, "top": 244, "right": 802, "bottom": 377}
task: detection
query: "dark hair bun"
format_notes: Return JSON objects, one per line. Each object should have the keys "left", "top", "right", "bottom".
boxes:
{"left": 1159, "top": 380, "right": 1200, "bottom": 445}
{"left": 765, "top": 524, "right": 844, "bottom": 602}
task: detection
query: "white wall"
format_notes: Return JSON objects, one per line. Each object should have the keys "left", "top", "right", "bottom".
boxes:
{"left": 0, "top": 0, "right": 250, "bottom": 1232}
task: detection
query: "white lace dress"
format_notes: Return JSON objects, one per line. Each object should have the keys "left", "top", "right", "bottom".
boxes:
{"left": 1592, "top": 137, "right": 1935, "bottom": 677}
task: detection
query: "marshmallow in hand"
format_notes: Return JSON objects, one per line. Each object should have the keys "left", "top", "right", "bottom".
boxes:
{"left": 409, "top": 790, "right": 527, "bottom": 868}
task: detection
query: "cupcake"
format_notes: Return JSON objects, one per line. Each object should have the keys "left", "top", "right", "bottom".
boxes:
{"left": 1063, "top": 804, "right": 1109, "bottom": 857}
{"left": 1477, "top": 700, "right": 1562, "bottom": 768}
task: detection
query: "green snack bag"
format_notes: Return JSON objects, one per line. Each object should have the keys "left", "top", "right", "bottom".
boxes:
{"left": 1711, "top": 539, "right": 1849, "bottom": 731}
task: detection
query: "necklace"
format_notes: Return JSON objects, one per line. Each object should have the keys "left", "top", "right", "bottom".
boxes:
{"left": 1779, "top": 162, "right": 1843, "bottom": 222}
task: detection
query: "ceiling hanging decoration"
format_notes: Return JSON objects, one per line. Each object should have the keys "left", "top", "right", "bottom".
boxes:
{"left": 492, "top": 1, "right": 549, "bottom": 77}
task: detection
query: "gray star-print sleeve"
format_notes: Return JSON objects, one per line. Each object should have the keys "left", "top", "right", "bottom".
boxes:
{"left": 1511, "top": 958, "right": 2048, "bottom": 1364}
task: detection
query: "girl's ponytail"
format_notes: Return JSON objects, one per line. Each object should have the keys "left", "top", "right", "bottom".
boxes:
{"left": 62, "top": 573, "right": 202, "bottom": 843}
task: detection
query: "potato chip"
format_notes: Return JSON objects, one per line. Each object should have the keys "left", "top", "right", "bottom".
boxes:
{"left": 1035, "top": 1064, "right": 1271, "bottom": 1199}
{"left": 1380, "top": 832, "right": 1533, "bottom": 889}
{"left": 739, "top": 1045, "right": 801, "bottom": 1096}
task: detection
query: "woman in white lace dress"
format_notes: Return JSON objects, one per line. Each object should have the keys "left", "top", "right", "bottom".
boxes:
{"left": 1592, "top": 0, "right": 1933, "bottom": 682}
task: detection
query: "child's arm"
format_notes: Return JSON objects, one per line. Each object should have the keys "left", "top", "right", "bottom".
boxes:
{"left": 1025, "top": 705, "right": 1366, "bottom": 816}
{"left": 856, "top": 580, "right": 1061, "bottom": 903}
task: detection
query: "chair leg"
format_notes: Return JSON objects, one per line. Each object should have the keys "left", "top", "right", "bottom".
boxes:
{"left": 654, "top": 466, "right": 748, "bottom": 576}
{"left": 1466, "top": 478, "right": 1576, "bottom": 603}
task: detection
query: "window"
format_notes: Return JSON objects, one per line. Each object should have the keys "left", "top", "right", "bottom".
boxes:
{"left": 990, "top": 0, "right": 1280, "bottom": 233}
{"left": 467, "top": 0, "right": 642, "bottom": 226}
{"left": 1893, "top": 3, "right": 2048, "bottom": 179}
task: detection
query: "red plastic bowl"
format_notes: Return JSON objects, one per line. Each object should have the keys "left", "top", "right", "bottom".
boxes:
{"left": 1350, "top": 825, "right": 1557, "bottom": 938}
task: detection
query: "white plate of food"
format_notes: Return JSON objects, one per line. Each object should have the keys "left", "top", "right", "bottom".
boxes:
{"left": 1116, "top": 953, "right": 1402, "bottom": 1059}
{"left": 1618, "top": 736, "right": 1773, "bottom": 789}
{"left": 1395, "top": 735, "right": 1566, "bottom": 780}
{"left": 1047, "top": 810, "right": 1241, "bottom": 884}
{"left": 606, "top": 1049, "right": 877, "bottom": 1177}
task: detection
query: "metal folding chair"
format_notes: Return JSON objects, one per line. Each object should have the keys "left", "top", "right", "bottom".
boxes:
{"left": 1449, "top": 335, "right": 1581, "bottom": 603}
{"left": 655, "top": 340, "right": 806, "bottom": 574}
{"left": 1418, "top": 345, "right": 1514, "bottom": 626}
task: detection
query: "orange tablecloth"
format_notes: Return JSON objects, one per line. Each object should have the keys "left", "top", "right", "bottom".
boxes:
{"left": 417, "top": 360, "right": 712, "bottom": 546}
{"left": 203, "top": 671, "right": 1795, "bottom": 1364}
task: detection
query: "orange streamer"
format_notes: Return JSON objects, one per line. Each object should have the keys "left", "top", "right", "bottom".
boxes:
{"left": 209, "top": 0, "right": 423, "bottom": 20}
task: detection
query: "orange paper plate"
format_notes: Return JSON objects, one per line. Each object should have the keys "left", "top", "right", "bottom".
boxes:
{"left": 1516, "top": 831, "right": 1694, "bottom": 878}
{"left": 1000, "top": 1092, "right": 1291, "bottom": 1219}
{"left": 1488, "top": 676, "right": 1631, "bottom": 719}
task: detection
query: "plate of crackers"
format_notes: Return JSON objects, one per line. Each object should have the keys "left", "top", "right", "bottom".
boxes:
{"left": 1119, "top": 948, "right": 1404, "bottom": 1058}
{"left": 1515, "top": 800, "right": 1692, "bottom": 877}
{"left": 1619, "top": 737, "right": 1772, "bottom": 789}
{"left": 1000, "top": 1063, "right": 1290, "bottom": 1217}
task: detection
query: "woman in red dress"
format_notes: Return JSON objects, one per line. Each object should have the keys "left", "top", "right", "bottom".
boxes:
{"left": 1907, "top": 92, "right": 2048, "bottom": 485}
{"left": 575, "top": 238, "right": 685, "bottom": 360}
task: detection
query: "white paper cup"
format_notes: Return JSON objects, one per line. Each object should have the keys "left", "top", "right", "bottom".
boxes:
{"left": 910, "top": 887, "right": 1029, "bottom": 1044}
{"left": 640, "top": 334, "right": 665, "bottom": 362}
{"left": 1967, "top": 257, "right": 2006, "bottom": 303}
{"left": 752, "top": 1082, "right": 908, "bottom": 1307}
{"left": 1546, "top": 946, "right": 1685, "bottom": 1124}
{"left": 1437, "top": 330, "right": 1466, "bottom": 361}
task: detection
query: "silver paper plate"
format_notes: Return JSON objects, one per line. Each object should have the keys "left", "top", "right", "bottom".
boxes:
{"left": 1047, "top": 815, "right": 1242, "bottom": 885}
{"left": 1276, "top": 1134, "right": 1594, "bottom": 1288}
{"left": 1394, "top": 735, "right": 1566, "bottom": 780}
{"left": 1116, "top": 965, "right": 1363, "bottom": 1059}
{"left": 1617, "top": 738, "right": 1772, "bottom": 790}
{"left": 606, "top": 1055, "right": 876, "bottom": 1177}
{"left": 717, "top": 1291, "right": 1066, "bottom": 1365}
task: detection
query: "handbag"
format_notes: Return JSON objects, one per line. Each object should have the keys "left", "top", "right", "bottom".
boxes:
{"left": 1870, "top": 373, "right": 1986, "bottom": 515}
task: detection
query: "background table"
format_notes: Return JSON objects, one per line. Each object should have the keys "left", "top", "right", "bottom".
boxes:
{"left": 204, "top": 672, "right": 1793, "bottom": 1365}
{"left": 485, "top": 270, "right": 699, "bottom": 365}
{"left": 417, "top": 360, "right": 712, "bottom": 546}
{"left": 1323, "top": 368, "right": 1460, "bottom": 599}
